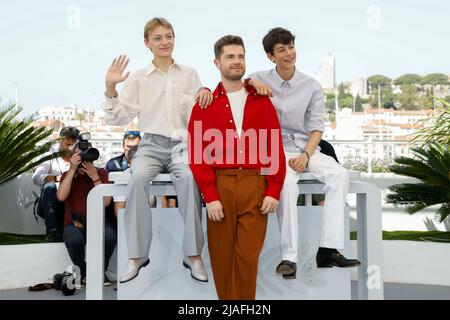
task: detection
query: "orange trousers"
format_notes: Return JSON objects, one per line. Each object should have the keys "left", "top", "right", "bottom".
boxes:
{"left": 207, "top": 169, "right": 268, "bottom": 300}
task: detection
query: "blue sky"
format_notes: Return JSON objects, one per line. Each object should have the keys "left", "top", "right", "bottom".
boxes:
{"left": 0, "top": 0, "right": 449, "bottom": 115}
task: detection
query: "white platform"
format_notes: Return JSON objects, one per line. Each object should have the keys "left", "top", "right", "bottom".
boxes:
{"left": 87, "top": 172, "right": 383, "bottom": 300}
{"left": 116, "top": 206, "right": 351, "bottom": 300}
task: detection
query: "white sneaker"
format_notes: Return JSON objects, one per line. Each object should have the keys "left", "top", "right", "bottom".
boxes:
{"left": 183, "top": 256, "right": 208, "bottom": 282}
{"left": 119, "top": 258, "right": 150, "bottom": 283}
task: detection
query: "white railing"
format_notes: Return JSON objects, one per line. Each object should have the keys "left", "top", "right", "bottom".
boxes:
{"left": 327, "top": 139, "right": 421, "bottom": 174}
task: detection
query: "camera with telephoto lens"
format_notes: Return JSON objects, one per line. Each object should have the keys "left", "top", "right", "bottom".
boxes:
{"left": 76, "top": 132, "right": 99, "bottom": 162}
{"left": 53, "top": 271, "right": 76, "bottom": 296}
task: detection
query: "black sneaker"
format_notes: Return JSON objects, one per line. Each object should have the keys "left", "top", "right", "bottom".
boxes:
{"left": 46, "top": 230, "right": 63, "bottom": 242}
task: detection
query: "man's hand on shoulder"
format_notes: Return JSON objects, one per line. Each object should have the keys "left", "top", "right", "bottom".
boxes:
{"left": 195, "top": 88, "right": 213, "bottom": 109}
{"left": 248, "top": 78, "right": 273, "bottom": 97}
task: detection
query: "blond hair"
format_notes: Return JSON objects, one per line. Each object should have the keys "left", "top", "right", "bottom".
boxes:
{"left": 144, "top": 17, "right": 175, "bottom": 40}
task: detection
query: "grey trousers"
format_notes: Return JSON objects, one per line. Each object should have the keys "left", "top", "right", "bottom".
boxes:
{"left": 124, "top": 133, "right": 204, "bottom": 258}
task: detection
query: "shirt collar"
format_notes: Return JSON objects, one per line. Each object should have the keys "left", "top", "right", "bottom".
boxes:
{"left": 146, "top": 59, "right": 180, "bottom": 75}
{"left": 271, "top": 67, "right": 300, "bottom": 88}
{"left": 213, "top": 80, "right": 257, "bottom": 99}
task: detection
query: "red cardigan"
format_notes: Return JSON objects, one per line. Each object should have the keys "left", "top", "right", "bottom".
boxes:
{"left": 60, "top": 168, "right": 109, "bottom": 227}
{"left": 188, "top": 82, "right": 286, "bottom": 203}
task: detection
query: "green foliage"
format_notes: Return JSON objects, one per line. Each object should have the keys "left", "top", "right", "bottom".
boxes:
{"left": 367, "top": 74, "right": 392, "bottom": 88}
{"left": 351, "top": 230, "right": 450, "bottom": 242}
{"left": 394, "top": 74, "right": 422, "bottom": 85}
{"left": 421, "top": 73, "right": 450, "bottom": 85}
{"left": 411, "top": 100, "right": 450, "bottom": 145}
{"left": 0, "top": 233, "right": 46, "bottom": 245}
{"left": 354, "top": 94, "right": 363, "bottom": 112}
{"left": 0, "top": 104, "right": 58, "bottom": 185}
{"left": 334, "top": 82, "right": 363, "bottom": 111}
{"left": 395, "top": 84, "right": 421, "bottom": 110}
{"left": 325, "top": 97, "right": 336, "bottom": 112}
{"left": 369, "top": 88, "right": 395, "bottom": 109}
{"left": 387, "top": 142, "right": 450, "bottom": 223}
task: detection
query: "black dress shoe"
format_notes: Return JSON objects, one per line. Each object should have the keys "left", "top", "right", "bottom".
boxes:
{"left": 316, "top": 250, "right": 361, "bottom": 268}
{"left": 276, "top": 260, "right": 297, "bottom": 279}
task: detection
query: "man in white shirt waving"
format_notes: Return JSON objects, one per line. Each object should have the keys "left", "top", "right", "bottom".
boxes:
{"left": 102, "top": 17, "right": 213, "bottom": 283}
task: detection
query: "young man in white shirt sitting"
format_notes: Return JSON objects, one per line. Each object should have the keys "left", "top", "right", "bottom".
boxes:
{"left": 249, "top": 28, "right": 361, "bottom": 279}
{"left": 102, "top": 17, "right": 213, "bottom": 284}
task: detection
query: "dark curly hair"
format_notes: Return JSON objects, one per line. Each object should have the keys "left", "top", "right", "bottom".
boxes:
{"left": 262, "top": 27, "right": 295, "bottom": 54}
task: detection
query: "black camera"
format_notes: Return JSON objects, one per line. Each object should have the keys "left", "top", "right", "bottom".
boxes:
{"left": 77, "top": 132, "right": 100, "bottom": 162}
{"left": 53, "top": 271, "right": 76, "bottom": 296}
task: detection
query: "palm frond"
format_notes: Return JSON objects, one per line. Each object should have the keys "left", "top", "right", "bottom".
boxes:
{"left": 387, "top": 141, "right": 450, "bottom": 223}
{"left": 410, "top": 100, "right": 450, "bottom": 145}
{"left": 0, "top": 104, "right": 56, "bottom": 185}
{"left": 435, "top": 203, "right": 450, "bottom": 223}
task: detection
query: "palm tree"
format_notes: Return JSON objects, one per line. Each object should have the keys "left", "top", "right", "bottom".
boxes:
{"left": 73, "top": 112, "right": 85, "bottom": 127}
{"left": 410, "top": 99, "right": 450, "bottom": 145}
{"left": 0, "top": 104, "right": 58, "bottom": 185}
{"left": 387, "top": 100, "right": 450, "bottom": 223}
{"left": 386, "top": 142, "right": 450, "bottom": 223}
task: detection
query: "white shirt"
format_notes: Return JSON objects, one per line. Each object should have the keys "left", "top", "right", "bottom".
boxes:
{"left": 102, "top": 61, "right": 202, "bottom": 141}
{"left": 226, "top": 87, "right": 247, "bottom": 138}
{"left": 32, "top": 144, "right": 71, "bottom": 187}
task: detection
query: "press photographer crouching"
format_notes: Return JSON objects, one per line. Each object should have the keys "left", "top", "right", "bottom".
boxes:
{"left": 56, "top": 133, "right": 117, "bottom": 286}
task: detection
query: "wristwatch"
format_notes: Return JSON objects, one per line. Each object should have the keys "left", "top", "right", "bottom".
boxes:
{"left": 104, "top": 91, "right": 118, "bottom": 99}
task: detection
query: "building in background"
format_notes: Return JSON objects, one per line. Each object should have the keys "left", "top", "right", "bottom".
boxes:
{"left": 319, "top": 52, "right": 335, "bottom": 90}
{"left": 349, "top": 77, "right": 368, "bottom": 98}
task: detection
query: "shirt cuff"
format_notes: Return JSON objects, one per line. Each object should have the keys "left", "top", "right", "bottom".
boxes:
{"left": 264, "top": 181, "right": 283, "bottom": 201}
{"left": 202, "top": 184, "right": 220, "bottom": 203}
{"left": 306, "top": 124, "right": 325, "bottom": 133}
{"left": 102, "top": 96, "right": 120, "bottom": 111}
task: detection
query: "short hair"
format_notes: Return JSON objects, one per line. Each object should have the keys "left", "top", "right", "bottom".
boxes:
{"left": 59, "top": 126, "right": 79, "bottom": 140}
{"left": 214, "top": 35, "right": 245, "bottom": 59}
{"left": 262, "top": 27, "right": 295, "bottom": 54}
{"left": 144, "top": 17, "right": 175, "bottom": 40}
{"left": 122, "top": 131, "right": 141, "bottom": 145}
{"left": 126, "top": 145, "right": 138, "bottom": 163}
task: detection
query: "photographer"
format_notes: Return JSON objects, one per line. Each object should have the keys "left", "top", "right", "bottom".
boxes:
{"left": 57, "top": 136, "right": 116, "bottom": 285}
{"left": 32, "top": 126, "right": 80, "bottom": 242}
{"left": 105, "top": 130, "right": 141, "bottom": 172}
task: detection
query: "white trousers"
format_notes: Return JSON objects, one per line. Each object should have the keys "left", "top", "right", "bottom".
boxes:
{"left": 277, "top": 151, "right": 349, "bottom": 262}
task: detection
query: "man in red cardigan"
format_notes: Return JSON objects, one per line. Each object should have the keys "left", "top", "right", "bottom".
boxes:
{"left": 188, "top": 35, "right": 286, "bottom": 300}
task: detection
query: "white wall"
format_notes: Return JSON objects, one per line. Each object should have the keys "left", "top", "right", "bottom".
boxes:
{"left": 0, "top": 243, "right": 117, "bottom": 291}
{"left": 0, "top": 243, "right": 72, "bottom": 290}
{"left": 350, "top": 240, "right": 450, "bottom": 286}
{"left": 0, "top": 173, "right": 45, "bottom": 235}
